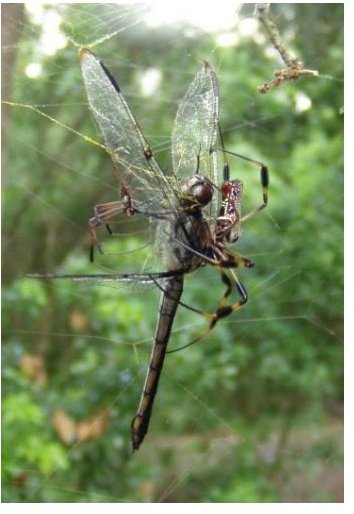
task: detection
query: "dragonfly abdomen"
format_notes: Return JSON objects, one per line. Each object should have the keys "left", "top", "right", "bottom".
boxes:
{"left": 131, "top": 275, "right": 184, "bottom": 450}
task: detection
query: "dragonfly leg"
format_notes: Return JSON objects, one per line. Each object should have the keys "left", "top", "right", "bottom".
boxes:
{"left": 169, "top": 235, "right": 255, "bottom": 270}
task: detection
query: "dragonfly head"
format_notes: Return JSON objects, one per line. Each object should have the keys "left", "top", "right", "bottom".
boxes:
{"left": 180, "top": 175, "right": 214, "bottom": 208}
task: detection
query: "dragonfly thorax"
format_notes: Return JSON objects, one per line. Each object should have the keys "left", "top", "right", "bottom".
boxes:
{"left": 179, "top": 175, "right": 214, "bottom": 209}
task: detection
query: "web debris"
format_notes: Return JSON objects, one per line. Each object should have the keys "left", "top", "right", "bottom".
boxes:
{"left": 255, "top": 3, "right": 319, "bottom": 94}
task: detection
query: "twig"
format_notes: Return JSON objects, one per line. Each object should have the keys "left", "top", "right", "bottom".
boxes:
{"left": 255, "top": 4, "right": 318, "bottom": 94}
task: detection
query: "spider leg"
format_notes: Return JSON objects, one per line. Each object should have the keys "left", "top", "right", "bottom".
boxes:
{"left": 241, "top": 164, "right": 269, "bottom": 223}
{"left": 166, "top": 268, "right": 248, "bottom": 353}
{"left": 189, "top": 269, "right": 247, "bottom": 327}
{"left": 216, "top": 268, "right": 236, "bottom": 308}
{"left": 213, "top": 247, "right": 255, "bottom": 269}
{"left": 89, "top": 201, "right": 172, "bottom": 261}
{"left": 89, "top": 200, "right": 123, "bottom": 262}
{"left": 218, "top": 125, "right": 269, "bottom": 224}
{"left": 208, "top": 269, "right": 248, "bottom": 328}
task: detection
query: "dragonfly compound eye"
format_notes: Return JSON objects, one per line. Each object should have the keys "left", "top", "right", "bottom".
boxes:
{"left": 180, "top": 176, "right": 214, "bottom": 207}
{"left": 191, "top": 180, "right": 214, "bottom": 206}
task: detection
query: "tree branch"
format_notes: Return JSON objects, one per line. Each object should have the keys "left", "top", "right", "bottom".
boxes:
{"left": 255, "top": 4, "right": 318, "bottom": 94}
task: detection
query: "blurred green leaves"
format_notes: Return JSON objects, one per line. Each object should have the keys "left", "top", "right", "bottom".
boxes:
{"left": 2, "top": 3, "right": 343, "bottom": 503}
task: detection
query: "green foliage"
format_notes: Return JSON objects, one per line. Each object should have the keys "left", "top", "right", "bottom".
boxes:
{"left": 2, "top": 3, "right": 343, "bottom": 503}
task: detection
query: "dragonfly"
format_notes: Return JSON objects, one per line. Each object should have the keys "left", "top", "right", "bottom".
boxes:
{"left": 37, "top": 48, "right": 269, "bottom": 451}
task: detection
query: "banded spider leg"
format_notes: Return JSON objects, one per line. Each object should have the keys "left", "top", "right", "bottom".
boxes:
{"left": 88, "top": 184, "right": 136, "bottom": 262}
{"left": 167, "top": 145, "right": 270, "bottom": 352}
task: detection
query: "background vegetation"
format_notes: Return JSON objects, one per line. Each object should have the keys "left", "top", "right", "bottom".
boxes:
{"left": 2, "top": 3, "right": 343, "bottom": 502}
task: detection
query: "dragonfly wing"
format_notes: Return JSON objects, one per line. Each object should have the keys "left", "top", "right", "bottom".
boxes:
{"left": 29, "top": 271, "right": 181, "bottom": 293}
{"left": 172, "top": 62, "right": 219, "bottom": 217}
{"left": 70, "top": 272, "right": 171, "bottom": 293}
{"left": 80, "top": 48, "right": 176, "bottom": 213}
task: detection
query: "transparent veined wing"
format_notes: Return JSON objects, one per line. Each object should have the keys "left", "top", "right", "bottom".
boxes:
{"left": 80, "top": 48, "right": 177, "bottom": 213}
{"left": 171, "top": 62, "right": 219, "bottom": 218}
{"left": 29, "top": 271, "right": 180, "bottom": 293}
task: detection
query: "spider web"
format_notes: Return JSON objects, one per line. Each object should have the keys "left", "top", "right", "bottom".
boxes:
{"left": 2, "top": 2, "right": 344, "bottom": 506}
